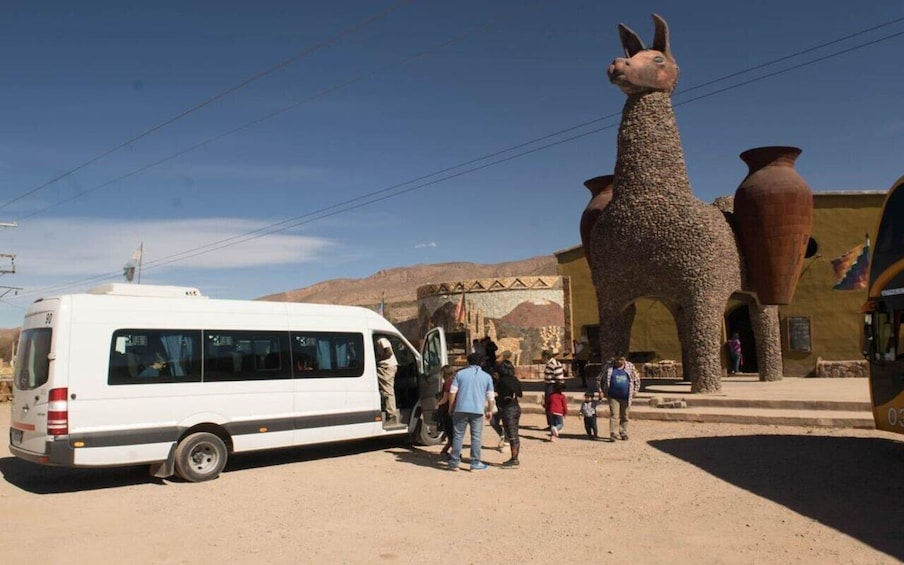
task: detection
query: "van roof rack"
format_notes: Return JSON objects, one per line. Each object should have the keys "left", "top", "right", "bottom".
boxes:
{"left": 87, "top": 284, "right": 207, "bottom": 298}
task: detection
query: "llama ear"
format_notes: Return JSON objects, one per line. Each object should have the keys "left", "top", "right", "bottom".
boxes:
{"left": 651, "top": 13, "right": 671, "bottom": 56}
{"left": 618, "top": 23, "right": 645, "bottom": 57}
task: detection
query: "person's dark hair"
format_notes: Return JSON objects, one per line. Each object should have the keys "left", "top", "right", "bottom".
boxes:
{"left": 497, "top": 361, "right": 515, "bottom": 379}
{"left": 466, "top": 352, "right": 483, "bottom": 366}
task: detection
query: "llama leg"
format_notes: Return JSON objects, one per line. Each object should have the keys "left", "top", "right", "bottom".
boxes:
{"left": 751, "top": 304, "right": 783, "bottom": 381}
{"left": 596, "top": 303, "right": 636, "bottom": 364}
{"left": 680, "top": 298, "right": 725, "bottom": 394}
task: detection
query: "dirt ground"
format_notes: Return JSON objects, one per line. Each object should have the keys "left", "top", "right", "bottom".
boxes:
{"left": 2, "top": 407, "right": 903, "bottom": 565}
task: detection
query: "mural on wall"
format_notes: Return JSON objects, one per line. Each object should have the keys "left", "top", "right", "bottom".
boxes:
{"left": 417, "top": 277, "right": 566, "bottom": 365}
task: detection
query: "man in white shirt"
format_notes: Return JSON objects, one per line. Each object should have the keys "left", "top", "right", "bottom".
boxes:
{"left": 375, "top": 336, "right": 399, "bottom": 424}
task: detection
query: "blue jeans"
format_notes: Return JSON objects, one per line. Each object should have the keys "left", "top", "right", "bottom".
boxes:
{"left": 450, "top": 412, "right": 484, "bottom": 467}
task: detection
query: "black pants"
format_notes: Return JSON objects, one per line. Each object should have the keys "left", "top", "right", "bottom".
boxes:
{"left": 492, "top": 402, "right": 521, "bottom": 450}
{"left": 583, "top": 416, "right": 598, "bottom": 437}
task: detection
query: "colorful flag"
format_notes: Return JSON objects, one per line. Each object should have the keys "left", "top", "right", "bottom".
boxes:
{"left": 122, "top": 243, "right": 143, "bottom": 283}
{"left": 831, "top": 236, "right": 870, "bottom": 290}
{"left": 454, "top": 293, "right": 466, "bottom": 325}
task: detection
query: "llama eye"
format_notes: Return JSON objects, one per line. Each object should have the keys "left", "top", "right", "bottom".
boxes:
{"left": 653, "top": 55, "right": 664, "bottom": 63}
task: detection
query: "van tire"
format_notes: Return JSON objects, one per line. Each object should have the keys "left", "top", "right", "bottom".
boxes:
{"left": 174, "top": 432, "right": 228, "bottom": 482}
{"left": 416, "top": 415, "right": 445, "bottom": 446}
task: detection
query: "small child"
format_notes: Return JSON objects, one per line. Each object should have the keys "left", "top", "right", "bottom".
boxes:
{"left": 580, "top": 392, "right": 598, "bottom": 439}
{"left": 545, "top": 383, "right": 568, "bottom": 441}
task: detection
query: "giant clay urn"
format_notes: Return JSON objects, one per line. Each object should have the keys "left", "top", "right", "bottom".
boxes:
{"left": 580, "top": 175, "right": 615, "bottom": 269}
{"left": 733, "top": 146, "right": 813, "bottom": 305}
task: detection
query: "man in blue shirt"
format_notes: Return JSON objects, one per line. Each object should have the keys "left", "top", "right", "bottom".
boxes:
{"left": 447, "top": 353, "right": 495, "bottom": 471}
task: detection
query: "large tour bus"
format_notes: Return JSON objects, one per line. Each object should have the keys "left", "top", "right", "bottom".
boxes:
{"left": 9, "top": 284, "right": 447, "bottom": 481}
{"left": 862, "top": 175, "right": 904, "bottom": 433}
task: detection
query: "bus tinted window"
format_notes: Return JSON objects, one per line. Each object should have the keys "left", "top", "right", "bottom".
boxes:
{"left": 108, "top": 329, "right": 202, "bottom": 385}
{"left": 14, "top": 328, "right": 51, "bottom": 391}
{"left": 204, "top": 331, "right": 290, "bottom": 381}
{"left": 291, "top": 332, "right": 364, "bottom": 378}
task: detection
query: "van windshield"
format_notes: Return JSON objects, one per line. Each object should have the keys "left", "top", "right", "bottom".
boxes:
{"left": 14, "top": 328, "right": 51, "bottom": 391}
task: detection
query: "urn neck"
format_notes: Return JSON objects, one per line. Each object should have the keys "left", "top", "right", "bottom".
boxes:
{"left": 740, "top": 146, "right": 802, "bottom": 173}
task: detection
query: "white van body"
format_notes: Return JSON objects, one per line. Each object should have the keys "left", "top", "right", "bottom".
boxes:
{"left": 9, "top": 284, "right": 447, "bottom": 481}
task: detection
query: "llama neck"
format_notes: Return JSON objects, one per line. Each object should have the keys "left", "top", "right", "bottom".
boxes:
{"left": 614, "top": 91, "right": 692, "bottom": 197}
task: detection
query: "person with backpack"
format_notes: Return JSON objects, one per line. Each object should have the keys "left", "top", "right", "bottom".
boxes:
{"left": 600, "top": 355, "right": 641, "bottom": 441}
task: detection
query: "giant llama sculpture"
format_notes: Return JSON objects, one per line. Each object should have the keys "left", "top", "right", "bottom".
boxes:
{"left": 588, "top": 14, "right": 782, "bottom": 393}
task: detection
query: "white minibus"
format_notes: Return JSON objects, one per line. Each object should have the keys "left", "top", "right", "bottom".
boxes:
{"left": 9, "top": 284, "right": 448, "bottom": 482}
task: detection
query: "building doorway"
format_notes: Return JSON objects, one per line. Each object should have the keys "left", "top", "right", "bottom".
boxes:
{"left": 725, "top": 304, "right": 758, "bottom": 373}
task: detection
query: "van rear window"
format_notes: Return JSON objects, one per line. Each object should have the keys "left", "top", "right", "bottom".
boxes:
{"left": 14, "top": 328, "right": 51, "bottom": 391}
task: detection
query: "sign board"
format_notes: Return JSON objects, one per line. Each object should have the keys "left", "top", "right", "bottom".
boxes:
{"left": 785, "top": 316, "right": 812, "bottom": 353}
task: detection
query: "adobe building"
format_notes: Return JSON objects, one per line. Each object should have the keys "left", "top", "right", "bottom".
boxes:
{"left": 558, "top": 191, "right": 885, "bottom": 378}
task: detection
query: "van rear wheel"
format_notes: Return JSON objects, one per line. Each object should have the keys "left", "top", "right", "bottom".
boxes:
{"left": 174, "top": 432, "right": 227, "bottom": 482}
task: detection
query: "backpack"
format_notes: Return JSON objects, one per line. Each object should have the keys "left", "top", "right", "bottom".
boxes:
{"left": 608, "top": 370, "right": 631, "bottom": 400}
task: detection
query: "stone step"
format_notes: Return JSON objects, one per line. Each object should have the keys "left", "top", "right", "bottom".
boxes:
{"left": 521, "top": 392, "right": 872, "bottom": 412}
{"left": 518, "top": 402, "right": 875, "bottom": 429}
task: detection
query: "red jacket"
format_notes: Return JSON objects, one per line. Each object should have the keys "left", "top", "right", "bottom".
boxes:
{"left": 545, "top": 391, "right": 568, "bottom": 416}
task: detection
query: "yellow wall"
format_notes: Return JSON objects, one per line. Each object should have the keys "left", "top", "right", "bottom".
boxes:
{"left": 558, "top": 191, "right": 885, "bottom": 376}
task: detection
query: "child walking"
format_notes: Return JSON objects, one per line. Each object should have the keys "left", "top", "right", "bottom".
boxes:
{"left": 579, "top": 391, "right": 598, "bottom": 439}
{"left": 545, "top": 383, "right": 568, "bottom": 441}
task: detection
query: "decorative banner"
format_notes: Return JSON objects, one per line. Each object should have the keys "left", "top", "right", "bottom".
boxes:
{"left": 454, "top": 293, "right": 466, "bottom": 325}
{"left": 831, "top": 236, "right": 870, "bottom": 290}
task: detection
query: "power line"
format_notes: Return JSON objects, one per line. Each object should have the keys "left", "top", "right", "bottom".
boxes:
{"left": 13, "top": 0, "right": 560, "bottom": 222}
{"left": 10, "top": 18, "right": 904, "bottom": 301}
{"left": 0, "top": 0, "right": 417, "bottom": 212}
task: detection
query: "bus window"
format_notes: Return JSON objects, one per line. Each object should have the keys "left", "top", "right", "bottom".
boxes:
{"left": 896, "top": 311, "right": 904, "bottom": 360}
{"left": 878, "top": 312, "right": 894, "bottom": 361}
{"left": 204, "top": 331, "right": 290, "bottom": 381}
{"left": 108, "top": 329, "right": 202, "bottom": 385}
{"left": 291, "top": 332, "right": 364, "bottom": 378}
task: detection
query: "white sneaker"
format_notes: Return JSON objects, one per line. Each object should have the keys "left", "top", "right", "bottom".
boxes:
{"left": 498, "top": 438, "right": 507, "bottom": 449}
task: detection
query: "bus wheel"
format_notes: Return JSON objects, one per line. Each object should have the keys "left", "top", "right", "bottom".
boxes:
{"left": 417, "top": 415, "right": 445, "bottom": 446}
{"left": 174, "top": 432, "right": 227, "bottom": 482}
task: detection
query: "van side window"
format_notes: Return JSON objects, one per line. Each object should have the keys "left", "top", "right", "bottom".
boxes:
{"left": 204, "top": 331, "right": 290, "bottom": 381}
{"left": 108, "top": 329, "right": 202, "bottom": 385}
{"left": 291, "top": 332, "right": 364, "bottom": 378}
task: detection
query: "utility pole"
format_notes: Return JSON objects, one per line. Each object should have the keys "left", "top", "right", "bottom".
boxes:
{"left": 0, "top": 222, "right": 22, "bottom": 297}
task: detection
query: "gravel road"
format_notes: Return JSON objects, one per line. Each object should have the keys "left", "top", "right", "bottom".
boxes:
{"left": 1, "top": 408, "right": 901, "bottom": 564}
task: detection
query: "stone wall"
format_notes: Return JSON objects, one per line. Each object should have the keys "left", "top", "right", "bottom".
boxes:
{"left": 815, "top": 359, "right": 868, "bottom": 378}
{"left": 642, "top": 360, "right": 683, "bottom": 380}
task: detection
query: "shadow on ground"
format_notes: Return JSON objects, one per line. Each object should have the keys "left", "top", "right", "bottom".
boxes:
{"left": 0, "top": 436, "right": 407, "bottom": 494}
{"left": 649, "top": 434, "right": 904, "bottom": 560}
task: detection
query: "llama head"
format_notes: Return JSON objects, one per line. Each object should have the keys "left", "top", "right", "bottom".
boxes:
{"left": 607, "top": 14, "right": 679, "bottom": 95}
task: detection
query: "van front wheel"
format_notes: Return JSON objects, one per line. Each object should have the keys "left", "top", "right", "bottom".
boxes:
{"left": 174, "top": 432, "right": 228, "bottom": 482}
{"left": 417, "top": 414, "right": 445, "bottom": 446}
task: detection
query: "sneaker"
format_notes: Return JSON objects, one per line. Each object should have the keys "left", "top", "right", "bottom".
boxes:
{"left": 446, "top": 463, "right": 459, "bottom": 471}
{"left": 610, "top": 433, "right": 619, "bottom": 442}
{"left": 620, "top": 432, "right": 629, "bottom": 441}
{"left": 438, "top": 452, "right": 451, "bottom": 462}
{"left": 498, "top": 438, "right": 507, "bottom": 449}
{"left": 470, "top": 462, "right": 489, "bottom": 471}
{"left": 502, "top": 459, "right": 520, "bottom": 468}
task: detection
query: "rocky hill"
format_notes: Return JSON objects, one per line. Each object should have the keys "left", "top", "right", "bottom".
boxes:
{"left": 259, "top": 255, "right": 558, "bottom": 323}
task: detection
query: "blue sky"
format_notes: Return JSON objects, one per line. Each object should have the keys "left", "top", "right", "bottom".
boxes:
{"left": 0, "top": 0, "right": 902, "bottom": 327}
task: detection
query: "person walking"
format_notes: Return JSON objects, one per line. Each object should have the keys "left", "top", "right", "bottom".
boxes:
{"left": 542, "top": 349, "right": 564, "bottom": 429}
{"left": 579, "top": 391, "right": 598, "bottom": 439}
{"left": 545, "top": 382, "right": 568, "bottom": 441}
{"left": 447, "top": 353, "right": 495, "bottom": 471}
{"left": 492, "top": 360, "right": 523, "bottom": 468}
{"left": 600, "top": 355, "right": 641, "bottom": 441}
{"left": 727, "top": 332, "right": 742, "bottom": 375}
{"left": 435, "top": 365, "right": 456, "bottom": 460}
{"left": 374, "top": 335, "right": 399, "bottom": 425}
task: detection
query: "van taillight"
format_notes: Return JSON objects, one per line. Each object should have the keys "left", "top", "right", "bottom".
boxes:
{"left": 47, "top": 387, "right": 69, "bottom": 436}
